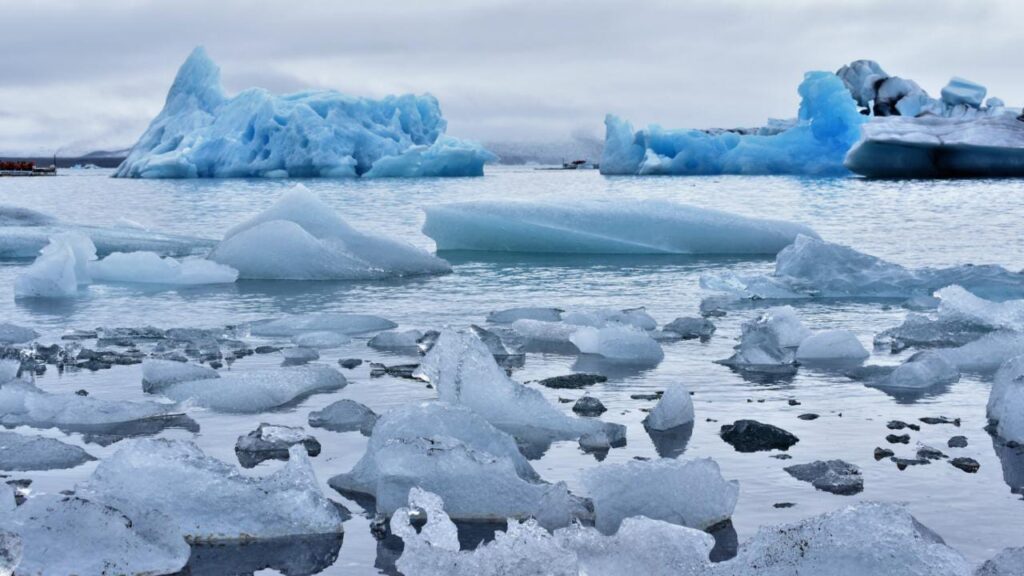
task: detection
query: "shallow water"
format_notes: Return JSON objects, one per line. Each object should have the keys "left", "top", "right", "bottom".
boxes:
{"left": 2, "top": 167, "right": 1023, "bottom": 574}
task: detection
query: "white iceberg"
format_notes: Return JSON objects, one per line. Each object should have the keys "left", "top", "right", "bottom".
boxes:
{"left": 115, "top": 47, "right": 494, "bottom": 179}
{"left": 0, "top": 495, "right": 190, "bottom": 576}
{"left": 208, "top": 186, "right": 450, "bottom": 280}
{"left": 141, "top": 358, "right": 219, "bottom": 393}
{"left": 423, "top": 199, "right": 818, "bottom": 255}
{"left": 251, "top": 312, "right": 396, "bottom": 337}
{"left": 988, "top": 356, "right": 1024, "bottom": 443}
{"left": 78, "top": 438, "right": 345, "bottom": 541}
{"left": 719, "top": 306, "right": 810, "bottom": 370}
{"left": 89, "top": 250, "right": 238, "bottom": 284}
{"left": 570, "top": 326, "right": 664, "bottom": 365}
{"left": 599, "top": 71, "right": 864, "bottom": 176}
{"left": 856, "top": 351, "right": 961, "bottom": 392}
{"left": 0, "top": 204, "right": 213, "bottom": 259}
{"left": 795, "top": 330, "right": 869, "bottom": 364}
{"left": 155, "top": 365, "right": 346, "bottom": 413}
{"left": 582, "top": 458, "right": 738, "bottom": 534}
{"left": 13, "top": 234, "right": 78, "bottom": 298}
{"left": 308, "top": 399, "right": 378, "bottom": 435}
{"left": 643, "top": 384, "right": 695, "bottom": 431}
{"left": 0, "top": 431, "right": 95, "bottom": 471}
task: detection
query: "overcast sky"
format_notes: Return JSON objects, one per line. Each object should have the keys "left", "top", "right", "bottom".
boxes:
{"left": 1, "top": 0, "right": 1021, "bottom": 155}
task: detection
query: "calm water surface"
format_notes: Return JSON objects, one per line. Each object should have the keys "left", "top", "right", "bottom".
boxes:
{"left": 1, "top": 167, "right": 1023, "bottom": 574}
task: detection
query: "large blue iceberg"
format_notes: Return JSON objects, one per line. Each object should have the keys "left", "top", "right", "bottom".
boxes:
{"left": 115, "top": 48, "right": 495, "bottom": 179}
{"left": 600, "top": 71, "right": 865, "bottom": 176}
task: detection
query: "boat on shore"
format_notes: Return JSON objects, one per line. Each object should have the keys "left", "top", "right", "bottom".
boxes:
{"left": 0, "top": 160, "right": 57, "bottom": 177}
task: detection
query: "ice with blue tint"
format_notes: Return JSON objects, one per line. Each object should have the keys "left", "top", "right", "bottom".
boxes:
{"left": 988, "top": 356, "right": 1024, "bottom": 443}
{"left": 154, "top": 365, "right": 346, "bottom": 413}
{"left": 209, "top": 185, "right": 451, "bottom": 280}
{"left": 600, "top": 71, "right": 865, "bottom": 176}
{"left": 423, "top": 200, "right": 818, "bottom": 255}
{"left": 114, "top": 47, "right": 494, "bottom": 179}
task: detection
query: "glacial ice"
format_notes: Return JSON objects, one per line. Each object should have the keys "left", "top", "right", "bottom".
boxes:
{"left": 115, "top": 47, "right": 494, "bottom": 179}
{"left": 292, "top": 331, "right": 351, "bottom": 349}
{"left": 795, "top": 330, "right": 869, "bottom": 364}
{"left": 251, "top": 312, "right": 396, "bottom": 337}
{"left": 13, "top": 234, "right": 78, "bottom": 298}
{"left": 702, "top": 235, "right": 1024, "bottom": 302}
{"left": 368, "top": 329, "right": 424, "bottom": 351}
{"left": 583, "top": 458, "right": 738, "bottom": 534}
{"left": 415, "top": 330, "right": 626, "bottom": 443}
{"left": 0, "top": 495, "right": 190, "bottom": 575}
{"left": 89, "top": 250, "right": 238, "bottom": 284}
{"left": 78, "top": 438, "right": 345, "bottom": 541}
{"left": 0, "top": 431, "right": 94, "bottom": 471}
{"left": 423, "top": 200, "right": 818, "bottom": 255}
{"left": 988, "top": 356, "right": 1024, "bottom": 443}
{"left": 208, "top": 186, "right": 450, "bottom": 280}
{"left": 329, "top": 402, "right": 588, "bottom": 526}
{"left": 155, "top": 365, "right": 346, "bottom": 413}
{"left": 718, "top": 306, "right": 810, "bottom": 370}
{"left": 487, "top": 306, "right": 564, "bottom": 324}
{"left": 600, "top": 71, "right": 864, "bottom": 176}
{"left": 936, "top": 285, "right": 1024, "bottom": 331}
{"left": 857, "top": 351, "right": 961, "bottom": 392}
{"left": 0, "top": 204, "right": 214, "bottom": 259}
{"left": 643, "top": 384, "right": 695, "bottom": 431}
{"left": 976, "top": 547, "right": 1024, "bottom": 576}
{"left": 393, "top": 488, "right": 716, "bottom": 576}
{"left": 235, "top": 423, "right": 321, "bottom": 467}
{"left": 569, "top": 326, "right": 664, "bottom": 365}
{"left": 0, "top": 323, "right": 37, "bottom": 344}
{"left": 563, "top": 307, "right": 658, "bottom": 330}
{"left": 141, "top": 358, "right": 219, "bottom": 393}
{"left": 308, "top": 399, "right": 378, "bottom": 435}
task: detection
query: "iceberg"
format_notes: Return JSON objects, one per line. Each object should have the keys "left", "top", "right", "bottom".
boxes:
{"left": 718, "top": 306, "right": 810, "bottom": 371}
{"left": 0, "top": 495, "right": 190, "bottom": 576}
{"left": 582, "top": 458, "right": 738, "bottom": 534}
{"left": 599, "top": 71, "right": 864, "bottom": 176}
{"left": 89, "top": 250, "right": 238, "bottom": 284}
{"left": 0, "top": 431, "right": 95, "bottom": 471}
{"left": 13, "top": 234, "right": 78, "bottom": 298}
{"left": 251, "top": 311, "right": 396, "bottom": 337}
{"left": 154, "top": 365, "right": 346, "bottom": 413}
{"left": 115, "top": 47, "right": 494, "bottom": 179}
{"left": 0, "top": 204, "right": 213, "bottom": 259}
{"left": 643, "top": 384, "right": 695, "bottom": 431}
{"left": 853, "top": 351, "right": 961, "bottom": 392}
{"left": 702, "top": 235, "right": 1024, "bottom": 302}
{"left": 935, "top": 285, "right": 1024, "bottom": 331}
{"left": 368, "top": 329, "right": 424, "bottom": 351}
{"left": 308, "top": 399, "right": 378, "bottom": 435}
{"left": 988, "top": 356, "right": 1024, "bottom": 443}
{"left": 78, "top": 438, "right": 345, "bottom": 542}
{"left": 423, "top": 200, "right": 818, "bottom": 255}
{"left": 141, "top": 358, "right": 219, "bottom": 393}
{"left": 208, "top": 186, "right": 451, "bottom": 280}
{"left": 795, "top": 330, "right": 869, "bottom": 364}
{"left": 569, "top": 325, "right": 664, "bottom": 365}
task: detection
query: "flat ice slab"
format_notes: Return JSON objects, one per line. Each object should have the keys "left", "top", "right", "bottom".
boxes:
{"left": 0, "top": 431, "right": 95, "bottom": 471}
{"left": 423, "top": 200, "right": 818, "bottom": 255}
{"left": 155, "top": 364, "right": 346, "bottom": 413}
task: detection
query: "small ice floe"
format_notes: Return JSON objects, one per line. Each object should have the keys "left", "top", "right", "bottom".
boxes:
{"left": 368, "top": 329, "right": 425, "bottom": 352}
{"left": 235, "top": 423, "right": 321, "bottom": 468}
{"left": 392, "top": 487, "right": 716, "bottom": 576}
{"left": 329, "top": 402, "right": 588, "bottom": 528}
{"left": 78, "top": 438, "right": 345, "bottom": 542}
{"left": 281, "top": 346, "right": 320, "bottom": 365}
{"left": 718, "top": 306, "right": 810, "bottom": 372}
{"left": 852, "top": 351, "right": 961, "bottom": 394}
{"left": 662, "top": 317, "right": 716, "bottom": 341}
{"left": 784, "top": 460, "right": 864, "bottom": 495}
{"left": 487, "top": 306, "right": 563, "bottom": 324}
{"left": 291, "top": 331, "right": 351, "bottom": 349}
{"left": 702, "top": 235, "right": 1024, "bottom": 304}
{"left": 795, "top": 330, "right": 869, "bottom": 367}
{"left": 207, "top": 185, "right": 451, "bottom": 280}
{"left": 423, "top": 200, "right": 817, "bottom": 255}
{"left": 0, "top": 323, "right": 38, "bottom": 345}
{"left": 643, "top": 384, "right": 694, "bottom": 432}
{"left": 251, "top": 313, "right": 396, "bottom": 337}
{"left": 415, "top": 330, "right": 625, "bottom": 448}
{"left": 582, "top": 458, "right": 738, "bottom": 534}
{"left": 470, "top": 324, "right": 524, "bottom": 368}
{"left": 154, "top": 365, "right": 346, "bottom": 413}
{"left": 0, "top": 494, "right": 191, "bottom": 575}
{"left": 141, "top": 358, "right": 219, "bottom": 393}
{"left": 988, "top": 356, "right": 1024, "bottom": 444}
{"left": 569, "top": 325, "right": 664, "bottom": 366}
{"left": 308, "top": 399, "right": 378, "bottom": 435}
{"left": 0, "top": 431, "right": 95, "bottom": 471}
{"left": 875, "top": 312, "right": 991, "bottom": 353}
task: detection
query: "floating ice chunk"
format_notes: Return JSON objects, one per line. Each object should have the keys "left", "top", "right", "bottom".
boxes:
{"left": 563, "top": 307, "right": 657, "bottom": 331}
{"left": 719, "top": 306, "right": 810, "bottom": 370}
{"left": 881, "top": 351, "right": 961, "bottom": 391}
{"left": 796, "top": 330, "right": 869, "bottom": 364}
{"left": 0, "top": 379, "right": 196, "bottom": 444}
{"left": 487, "top": 306, "right": 563, "bottom": 324}
{"left": 141, "top": 359, "right": 219, "bottom": 393}
{"left": 0, "top": 495, "right": 190, "bottom": 575}
{"left": 235, "top": 423, "right": 320, "bottom": 468}
{"left": 115, "top": 47, "right": 491, "bottom": 179}
{"left": 569, "top": 326, "right": 664, "bottom": 365}
{"left": 719, "top": 502, "right": 970, "bottom": 576}
{"left": 368, "top": 329, "right": 423, "bottom": 351}
{"left": 875, "top": 312, "right": 991, "bottom": 353}
{"left": 89, "top": 251, "right": 238, "bottom": 284}
{"left": 941, "top": 77, "right": 987, "bottom": 108}
{"left": 308, "top": 399, "right": 378, "bottom": 435}
{"left": 415, "top": 330, "right": 624, "bottom": 442}
{"left": 508, "top": 319, "right": 581, "bottom": 353}
{"left": 0, "top": 323, "right": 37, "bottom": 344}
{"left": 599, "top": 71, "right": 864, "bottom": 176}
{"left": 0, "top": 205, "right": 213, "bottom": 259}
{"left": 252, "top": 312, "right": 396, "bottom": 337}
{"left": 424, "top": 199, "right": 818, "bottom": 255}
{"left": 329, "top": 402, "right": 586, "bottom": 526}
{"left": 940, "top": 332, "right": 1024, "bottom": 374}
{"left": 281, "top": 346, "right": 320, "bottom": 365}
{"left": 936, "top": 285, "right": 1024, "bottom": 331}
{"left": 837, "top": 60, "right": 888, "bottom": 108}
{"left": 0, "top": 431, "right": 94, "bottom": 471}
{"left": 784, "top": 459, "right": 864, "bottom": 495}
{"left": 988, "top": 356, "right": 1024, "bottom": 443}
{"left": 292, "top": 331, "right": 351, "bottom": 349}
{"left": 704, "top": 235, "right": 1024, "bottom": 302}
{"left": 209, "top": 186, "right": 450, "bottom": 280}
{"left": 976, "top": 547, "right": 1024, "bottom": 576}
{"left": 156, "top": 365, "right": 345, "bottom": 413}
{"left": 13, "top": 235, "right": 79, "bottom": 298}
{"left": 644, "top": 384, "right": 695, "bottom": 431}
{"left": 79, "top": 438, "right": 345, "bottom": 541}
{"left": 582, "top": 458, "right": 738, "bottom": 534}
{"left": 663, "top": 317, "right": 716, "bottom": 340}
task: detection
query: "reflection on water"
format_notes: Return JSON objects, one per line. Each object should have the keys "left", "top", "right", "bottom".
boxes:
{"left": 181, "top": 533, "right": 345, "bottom": 576}
{"left": 993, "top": 435, "right": 1024, "bottom": 497}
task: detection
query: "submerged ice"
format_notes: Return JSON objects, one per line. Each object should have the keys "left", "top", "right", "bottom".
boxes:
{"left": 115, "top": 47, "right": 494, "bottom": 179}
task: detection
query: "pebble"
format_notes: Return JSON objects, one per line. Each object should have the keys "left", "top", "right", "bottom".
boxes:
{"left": 950, "top": 457, "right": 980, "bottom": 473}
{"left": 947, "top": 436, "right": 968, "bottom": 449}
{"left": 886, "top": 434, "right": 911, "bottom": 444}
{"left": 797, "top": 413, "right": 819, "bottom": 421}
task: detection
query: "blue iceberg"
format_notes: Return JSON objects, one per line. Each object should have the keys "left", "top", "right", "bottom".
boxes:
{"left": 600, "top": 71, "right": 865, "bottom": 176}
{"left": 115, "top": 47, "right": 495, "bottom": 179}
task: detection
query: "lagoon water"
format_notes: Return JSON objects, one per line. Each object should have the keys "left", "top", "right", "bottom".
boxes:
{"left": 2, "top": 166, "right": 1024, "bottom": 574}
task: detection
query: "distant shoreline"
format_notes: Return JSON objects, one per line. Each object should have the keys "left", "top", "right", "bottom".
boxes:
{"left": 0, "top": 156, "right": 125, "bottom": 169}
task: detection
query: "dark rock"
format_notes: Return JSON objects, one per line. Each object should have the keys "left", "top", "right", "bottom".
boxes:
{"left": 916, "top": 445, "right": 947, "bottom": 460}
{"left": 339, "top": 358, "right": 363, "bottom": 369}
{"left": 773, "top": 502, "right": 796, "bottom": 509}
{"left": 74, "top": 389, "right": 88, "bottom": 396}
{"left": 787, "top": 399, "right": 801, "bottom": 406}
{"left": 538, "top": 373, "right": 608, "bottom": 389}
{"left": 630, "top": 392, "right": 662, "bottom": 401}
{"left": 784, "top": 460, "right": 864, "bottom": 495}
{"left": 920, "top": 416, "right": 960, "bottom": 426}
{"left": 770, "top": 454, "right": 792, "bottom": 460}
{"left": 557, "top": 397, "right": 572, "bottom": 404}
{"left": 662, "top": 317, "right": 716, "bottom": 340}
{"left": 209, "top": 361, "right": 223, "bottom": 369}
{"left": 886, "top": 434, "right": 911, "bottom": 444}
{"left": 950, "top": 457, "right": 980, "bottom": 473}
{"left": 572, "top": 396, "right": 607, "bottom": 416}
{"left": 797, "top": 413, "right": 819, "bottom": 421}
{"left": 235, "top": 423, "right": 320, "bottom": 468}
{"left": 892, "top": 456, "right": 930, "bottom": 470}
{"left": 720, "top": 420, "right": 799, "bottom": 452}
{"left": 887, "top": 420, "right": 920, "bottom": 431}
{"left": 254, "top": 345, "right": 281, "bottom": 354}
{"left": 947, "top": 436, "right": 968, "bottom": 448}
{"left": 874, "top": 447, "right": 895, "bottom": 460}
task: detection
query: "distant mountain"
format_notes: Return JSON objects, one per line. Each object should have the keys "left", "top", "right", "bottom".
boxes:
{"left": 81, "top": 147, "right": 131, "bottom": 159}
{"left": 483, "top": 137, "right": 603, "bottom": 166}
